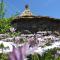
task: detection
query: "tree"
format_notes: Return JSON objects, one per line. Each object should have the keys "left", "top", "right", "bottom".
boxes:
{"left": 0, "top": 0, "right": 5, "bottom": 19}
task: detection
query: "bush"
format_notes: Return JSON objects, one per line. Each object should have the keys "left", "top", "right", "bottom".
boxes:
{"left": 0, "top": 53, "right": 8, "bottom": 60}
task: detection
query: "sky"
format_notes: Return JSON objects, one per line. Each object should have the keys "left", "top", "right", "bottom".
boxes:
{"left": 1, "top": 0, "right": 60, "bottom": 18}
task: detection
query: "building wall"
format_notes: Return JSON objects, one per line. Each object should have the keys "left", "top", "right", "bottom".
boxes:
{"left": 12, "top": 17, "right": 60, "bottom": 33}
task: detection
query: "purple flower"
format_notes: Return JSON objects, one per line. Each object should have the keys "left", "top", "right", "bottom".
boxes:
{"left": 9, "top": 43, "right": 29, "bottom": 60}
{"left": 9, "top": 52, "right": 17, "bottom": 60}
{"left": 18, "top": 46, "right": 24, "bottom": 60}
{"left": 9, "top": 46, "right": 17, "bottom": 60}
{"left": 28, "top": 37, "right": 36, "bottom": 47}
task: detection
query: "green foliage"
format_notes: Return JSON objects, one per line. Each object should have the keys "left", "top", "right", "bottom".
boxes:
{"left": 27, "top": 48, "right": 60, "bottom": 60}
{"left": 56, "top": 56, "right": 60, "bottom": 60}
{"left": 41, "top": 48, "right": 57, "bottom": 60}
{"left": 0, "top": 53, "right": 8, "bottom": 60}
{"left": 9, "top": 31, "right": 21, "bottom": 37}
{"left": 42, "top": 50, "right": 54, "bottom": 60}
{"left": 0, "top": 43, "right": 4, "bottom": 53}
{"left": 27, "top": 54, "right": 41, "bottom": 60}
{"left": 0, "top": 18, "right": 11, "bottom": 33}
{"left": 0, "top": 17, "right": 15, "bottom": 33}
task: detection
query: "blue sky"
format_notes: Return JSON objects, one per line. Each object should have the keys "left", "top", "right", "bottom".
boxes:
{"left": 1, "top": 0, "right": 60, "bottom": 18}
